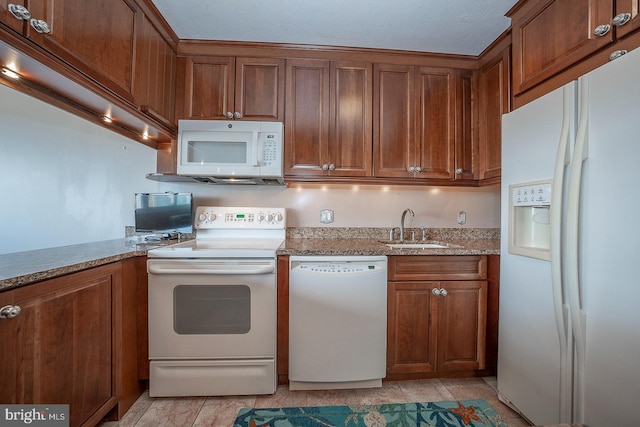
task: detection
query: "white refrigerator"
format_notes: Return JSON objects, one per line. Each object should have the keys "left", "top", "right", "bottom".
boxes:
{"left": 498, "top": 46, "right": 640, "bottom": 426}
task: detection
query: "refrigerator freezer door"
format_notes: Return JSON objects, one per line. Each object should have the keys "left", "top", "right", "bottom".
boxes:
{"left": 499, "top": 82, "right": 575, "bottom": 425}
{"left": 576, "top": 48, "right": 640, "bottom": 427}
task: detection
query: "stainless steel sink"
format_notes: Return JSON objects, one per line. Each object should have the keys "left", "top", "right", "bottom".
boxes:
{"left": 380, "top": 240, "right": 458, "bottom": 249}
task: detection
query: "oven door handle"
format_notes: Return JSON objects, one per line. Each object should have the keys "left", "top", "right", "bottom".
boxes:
{"left": 148, "top": 264, "right": 275, "bottom": 275}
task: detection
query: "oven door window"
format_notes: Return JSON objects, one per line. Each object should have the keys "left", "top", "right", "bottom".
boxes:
{"left": 174, "top": 285, "right": 250, "bottom": 334}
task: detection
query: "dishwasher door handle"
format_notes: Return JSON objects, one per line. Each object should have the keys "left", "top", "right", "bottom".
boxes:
{"left": 148, "top": 263, "right": 274, "bottom": 275}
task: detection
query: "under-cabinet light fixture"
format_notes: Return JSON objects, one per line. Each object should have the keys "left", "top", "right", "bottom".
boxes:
{"left": 1, "top": 67, "right": 20, "bottom": 80}
{"left": 101, "top": 115, "right": 113, "bottom": 123}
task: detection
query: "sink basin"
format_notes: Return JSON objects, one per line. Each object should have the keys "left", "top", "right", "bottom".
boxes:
{"left": 381, "top": 240, "right": 456, "bottom": 249}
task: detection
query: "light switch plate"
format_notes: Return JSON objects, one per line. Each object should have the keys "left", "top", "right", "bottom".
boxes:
{"left": 457, "top": 211, "right": 467, "bottom": 225}
{"left": 320, "top": 209, "right": 334, "bottom": 224}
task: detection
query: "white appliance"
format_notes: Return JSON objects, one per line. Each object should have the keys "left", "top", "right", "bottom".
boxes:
{"left": 177, "top": 120, "right": 284, "bottom": 184}
{"left": 499, "top": 47, "right": 640, "bottom": 426}
{"left": 146, "top": 206, "right": 285, "bottom": 397}
{"left": 288, "top": 256, "right": 387, "bottom": 390}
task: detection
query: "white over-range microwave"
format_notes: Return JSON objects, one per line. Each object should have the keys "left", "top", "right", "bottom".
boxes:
{"left": 177, "top": 120, "right": 284, "bottom": 184}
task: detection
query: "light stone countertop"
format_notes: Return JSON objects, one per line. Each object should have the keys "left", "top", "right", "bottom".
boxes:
{"left": 0, "top": 228, "right": 500, "bottom": 292}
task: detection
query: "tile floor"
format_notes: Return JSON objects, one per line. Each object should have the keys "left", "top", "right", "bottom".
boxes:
{"left": 101, "top": 377, "right": 532, "bottom": 427}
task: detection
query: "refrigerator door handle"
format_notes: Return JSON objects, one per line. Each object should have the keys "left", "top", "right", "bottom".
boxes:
{"left": 566, "top": 75, "right": 590, "bottom": 424}
{"left": 550, "top": 83, "right": 574, "bottom": 423}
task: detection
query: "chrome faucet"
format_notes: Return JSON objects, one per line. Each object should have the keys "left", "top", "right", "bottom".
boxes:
{"left": 399, "top": 208, "right": 415, "bottom": 241}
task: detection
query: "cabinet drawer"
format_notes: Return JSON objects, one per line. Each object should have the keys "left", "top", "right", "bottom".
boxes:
{"left": 388, "top": 256, "right": 486, "bottom": 281}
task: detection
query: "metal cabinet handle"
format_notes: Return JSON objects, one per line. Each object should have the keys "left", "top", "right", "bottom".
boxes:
{"left": 414, "top": 166, "right": 422, "bottom": 172}
{"left": 328, "top": 163, "right": 335, "bottom": 171}
{"left": 322, "top": 163, "right": 329, "bottom": 171}
{"left": 612, "top": 12, "right": 631, "bottom": 27}
{"left": 8, "top": 4, "right": 31, "bottom": 20}
{"left": 234, "top": 111, "right": 242, "bottom": 119}
{"left": 408, "top": 166, "right": 415, "bottom": 173}
{"left": 593, "top": 24, "right": 611, "bottom": 37}
{"left": 226, "top": 112, "right": 234, "bottom": 119}
{"left": 610, "top": 49, "right": 628, "bottom": 61}
{"left": 455, "top": 168, "right": 463, "bottom": 175}
{"left": 0, "top": 305, "right": 21, "bottom": 319}
{"left": 432, "top": 288, "right": 441, "bottom": 296}
{"left": 440, "top": 288, "right": 448, "bottom": 296}
{"left": 30, "top": 19, "right": 51, "bottom": 34}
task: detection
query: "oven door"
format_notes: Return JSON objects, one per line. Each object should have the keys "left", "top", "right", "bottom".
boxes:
{"left": 147, "top": 258, "right": 276, "bottom": 359}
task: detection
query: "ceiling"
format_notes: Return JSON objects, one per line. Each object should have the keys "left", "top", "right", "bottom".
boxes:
{"left": 151, "top": 0, "right": 519, "bottom": 56}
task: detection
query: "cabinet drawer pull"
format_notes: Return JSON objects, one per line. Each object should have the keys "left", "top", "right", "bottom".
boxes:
{"left": 432, "top": 288, "right": 441, "bottom": 296}
{"left": 455, "top": 168, "right": 463, "bottom": 175}
{"left": 0, "top": 305, "right": 21, "bottom": 319}
{"left": 8, "top": 4, "right": 31, "bottom": 20}
{"left": 612, "top": 12, "right": 631, "bottom": 27}
{"left": 610, "top": 49, "right": 628, "bottom": 61}
{"left": 593, "top": 24, "right": 611, "bottom": 37}
{"left": 440, "top": 288, "right": 448, "bottom": 296}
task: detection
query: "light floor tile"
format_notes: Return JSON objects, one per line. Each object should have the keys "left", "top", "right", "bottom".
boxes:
{"left": 99, "top": 377, "right": 531, "bottom": 426}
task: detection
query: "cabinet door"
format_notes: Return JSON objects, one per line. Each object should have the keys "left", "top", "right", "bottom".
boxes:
{"left": 373, "top": 63, "right": 415, "bottom": 178}
{"left": 235, "top": 57, "right": 284, "bottom": 121}
{"left": 133, "top": 14, "right": 176, "bottom": 127}
{"left": 478, "top": 48, "right": 510, "bottom": 181}
{"left": 435, "top": 281, "right": 487, "bottom": 372}
{"left": 183, "top": 56, "right": 235, "bottom": 120}
{"left": 454, "top": 69, "right": 477, "bottom": 180}
{"left": 0, "top": 264, "right": 119, "bottom": 427}
{"left": 0, "top": 0, "right": 26, "bottom": 33}
{"left": 614, "top": 0, "right": 640, "bottom": 38}
{"left": 27, "top": 0, "right": 139, "bottom": 103}
{"left": 328, "top": 60, "right": 372, "bottom": 176}
{"left": 387, "top": 281, "right": 438, "bottom": 375}
{"left": 284, "top": 59, "right": 330, "bottom": 176}
{"left": 510, "top": 0, "right": 612, "bottom": 94}
{"left": 415, "top": 67, "right": 455, "bottom": 179}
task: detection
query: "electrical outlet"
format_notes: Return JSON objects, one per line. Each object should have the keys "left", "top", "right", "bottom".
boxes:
{"left": 320, "top": 209, "right": 334, "bottom": 224}
{"left": 457, "top": 211, "right": 467, "bottom": 225}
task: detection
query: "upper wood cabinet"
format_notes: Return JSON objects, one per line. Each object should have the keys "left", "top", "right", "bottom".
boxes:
{"left": 0, "top": 0, "right": 27, "bottom": 33}
{"left": 284, "top": 58, "right": 372, "bottom": 177}
{"left": 19, "top": 0, "right": 140, "bottom": 103}
{"left": 180, "top": 56, "right": 284, "bottom": 121}
{"left": 478, "top": 45, "right": 510, "bottom": 183}
{"left": 374, "top": 64, "right": 474, "bottom": 181}
{"left": 508, "top": 0, "right": 640, "bottom": 96}
{"left": 133, "top": 13, "right": 176, "bottom": 128}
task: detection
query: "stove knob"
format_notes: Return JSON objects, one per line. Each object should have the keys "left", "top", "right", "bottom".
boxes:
{"left": 207, "top": 213, "right": 217, "bottom": 222}
{"left": 266, "top": 213, "right": 274, "bottom": 222}
{"left": 257, "top": 212, "right": 265, "bottom": 222}
{"left": 198, "top": 213, "right": 206, "bottom": 222}
{"left": 274, "top": 212, "right": 283, "bottom": 222}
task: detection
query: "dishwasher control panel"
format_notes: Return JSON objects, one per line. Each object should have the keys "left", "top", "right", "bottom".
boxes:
{"left": 293, "top": 264, "right": 380, "bottom": 274}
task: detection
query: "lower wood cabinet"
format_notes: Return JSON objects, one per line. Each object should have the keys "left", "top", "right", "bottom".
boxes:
{"left": 387, "top": 256, "right": 488, "bottom": 379}
{"left": 0, "top": 259, "right": 145, "bottom": 427}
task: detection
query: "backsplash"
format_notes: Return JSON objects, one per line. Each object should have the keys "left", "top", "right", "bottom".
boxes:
{"left": 286, "top": 227, "right": 500, "bottom": 240}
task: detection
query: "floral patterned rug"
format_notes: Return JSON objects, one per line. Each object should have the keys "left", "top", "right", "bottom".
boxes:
{"left": 233, "top": 399, "right": 507, "bottom": 427}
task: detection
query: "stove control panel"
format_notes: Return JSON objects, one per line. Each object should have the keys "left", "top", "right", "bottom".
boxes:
{"left": 194, "top": 206, "right": 286, "bottom": 229}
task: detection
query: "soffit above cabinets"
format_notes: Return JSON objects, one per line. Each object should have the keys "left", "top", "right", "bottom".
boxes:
{"left": 151, "top": 0, "right": 518, "bottom": 56}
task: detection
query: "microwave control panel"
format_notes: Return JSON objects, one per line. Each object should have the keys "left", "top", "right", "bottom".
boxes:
{"left": 261, "top": 133, "right": 279, "bottom": 166}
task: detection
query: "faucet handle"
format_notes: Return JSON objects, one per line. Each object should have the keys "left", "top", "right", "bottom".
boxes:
{"left": 389, "top": 227, "right": 399, "bottom": 241}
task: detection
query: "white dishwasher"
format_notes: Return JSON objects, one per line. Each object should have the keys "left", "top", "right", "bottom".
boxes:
{"left": 288, "top": 255, "right": 387, "bottom": 390}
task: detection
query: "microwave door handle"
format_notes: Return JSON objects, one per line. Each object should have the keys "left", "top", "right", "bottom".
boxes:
{"left": 251, "top": 131, "right": 260, "bottom": 166}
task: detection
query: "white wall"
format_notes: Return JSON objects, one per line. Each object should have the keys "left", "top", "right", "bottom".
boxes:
{"left": 0, "top": 84, "right": 160, "bottom": 254}
{"left": 0, "top": 83, "right": 500, "bottom": 255}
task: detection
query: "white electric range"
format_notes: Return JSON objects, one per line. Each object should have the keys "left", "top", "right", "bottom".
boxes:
{"left": 146, "top": 206, "right": 286, "bottom": 397}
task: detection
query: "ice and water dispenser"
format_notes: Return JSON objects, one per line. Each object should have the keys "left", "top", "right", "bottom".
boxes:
{"left": 508, "top": 180, "right": 552, "bottom": 261}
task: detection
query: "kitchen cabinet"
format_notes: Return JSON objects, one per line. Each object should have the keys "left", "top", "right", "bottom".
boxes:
{"left": 180, "top": 56, "right": 285, "bottom": 121}
{"left": 387, "top": 256, "right": 487, "bottom": 378}
{"left": 133, "top": 13, "right": 176, "bottom": 128}
{"left": 284, "top": 58, "right": 372, "bottom": 177}
{"left": 509, "top": 0, "right": 640, "bottom": 97}
{"left": 0, "top": 1, "right": 27, "bottom": 33}
{"left": 373, "top": 64, "right": 474, "bottom": 181}
{"left": 477, "top": 43, "right": 510, "bottom": 183}
{"left": 1, "top": 0, "right": 140, "bottom": 103}
{"left": 0, "top": 263, "right": 120, "bottom": 427}
{"left": 0, "top": 259, "right": 146, "bottom": 426}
